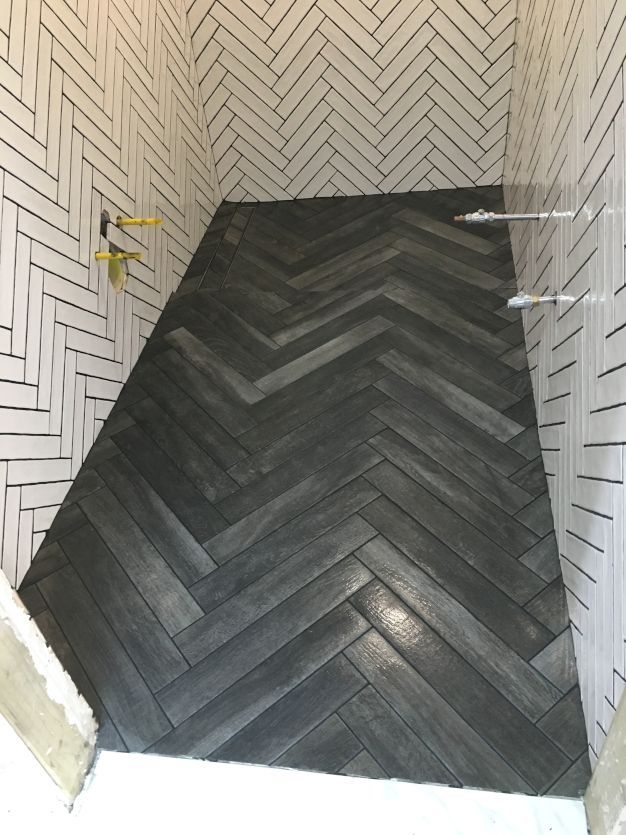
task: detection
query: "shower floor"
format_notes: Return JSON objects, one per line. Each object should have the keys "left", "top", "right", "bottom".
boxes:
{"left": 19, "top": 187, "right": 589, "bottom": 795}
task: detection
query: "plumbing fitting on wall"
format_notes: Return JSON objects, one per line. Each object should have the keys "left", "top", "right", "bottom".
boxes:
{"left": 115, "top": 216, "right": 163, "bottom": 227}
{"left": 507, "top": 292, "right": 557, "bottom": 310}
{"left": 100, "top": 210, "right": 162, "bottom": 238}
{"left": 94, "top": 246, "right": 142, "bottom": 294}
{"left": 97, "top": 210, "right": 162, "bottom": 293}
{"left": 453, "top": 209, "right": 544, "bottom": 223}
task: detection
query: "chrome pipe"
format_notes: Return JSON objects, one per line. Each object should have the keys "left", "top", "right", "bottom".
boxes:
{"left": 507, "top": 292, "right": 557, "bottom": 310}
{"left": 454, "top": 209, "right": 544, "bottom": 224}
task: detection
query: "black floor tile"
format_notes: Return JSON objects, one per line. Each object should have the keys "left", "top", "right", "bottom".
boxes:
{"left": 19, "top": 187, "right": 587, "bottom": 796}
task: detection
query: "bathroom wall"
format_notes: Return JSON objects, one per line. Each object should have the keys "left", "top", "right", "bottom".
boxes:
{"left": 185, "top": 0, "right": 517, "bottom": 200}
{"left": 504, "top": 0, "right": 626, "bottom": 761}
{"left": 0, "top": 0, "right": 221, "bottom": 586}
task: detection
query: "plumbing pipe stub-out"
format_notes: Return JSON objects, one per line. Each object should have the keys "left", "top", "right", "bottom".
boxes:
{"left": 454, "top": 209, "right": 495, "bottom": 224}
{"left": 507, "top": 292, "right": 557, "bottom": 310}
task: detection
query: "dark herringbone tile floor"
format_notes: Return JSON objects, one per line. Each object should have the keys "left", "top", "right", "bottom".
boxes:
{"left": 19, "top": 187, "right": 590, "bottom": 795}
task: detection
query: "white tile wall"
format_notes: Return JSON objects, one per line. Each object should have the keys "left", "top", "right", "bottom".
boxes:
{"left": 185, "top": 0, "right": 517, "bottom": 200}
{"left": 0, "top": 0, "right": 221, "bottom": 586}
{"left": 505, "top": 0, "right": 626, "bottom": 762}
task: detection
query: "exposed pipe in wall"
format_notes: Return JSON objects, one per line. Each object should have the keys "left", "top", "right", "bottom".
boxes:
{"left": 453, "top": 209, "right": 548, "bottom": 223}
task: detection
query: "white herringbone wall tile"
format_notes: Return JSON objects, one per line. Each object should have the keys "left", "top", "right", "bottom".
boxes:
{"left": 186, "top": 0, "right": 517, "bottom": 200}
{"left": 0, "top": 0, "right": 221, "bottom": 586}
{"left": 505, "top": 0, "right": 626, "bottom": 763}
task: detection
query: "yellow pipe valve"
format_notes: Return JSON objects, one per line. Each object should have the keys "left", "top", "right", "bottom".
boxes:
{"left": 95, "top": 249, "right": 142, "bottom": 294}
{"left": 94, "top": 251, "right": 142, "bottom": 261}
{"left": 115, "top": 217, "right": 162, "bottom": 227}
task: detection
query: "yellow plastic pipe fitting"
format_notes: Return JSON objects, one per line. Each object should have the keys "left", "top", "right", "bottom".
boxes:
{"left": 94, "top": 251, "right": 143, "bottom": 261}
{"left": 115, "top": 217, "right": 162, "bottom": 227}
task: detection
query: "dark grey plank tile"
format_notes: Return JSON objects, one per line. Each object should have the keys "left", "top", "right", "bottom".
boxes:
{"left": 19, "top": 541, "right": 68, "bottom": 588}
{"left": 278, "top": 269, "right": 390, "bottom": 328}
{"left": 249, "top": 333, "right": 390, "bottom": 424}
{"left": 364, "top": 461, "right": 544, "bottom": 605}
{"left": 339, "top": 686, "right": 455, "bottom": 785}
{"left": 531, "top": 630, "right": 578, "bottom": 692}
{"left": 192, "top": 290, "right": 280, "bottom": 355}
{"left": 191, "top": 478, "right": 380, "bottom": 611}
{"left": 218, "top": 277, "right": 289, "bottom": 315}
{"left": 271, "top": 284, "right": 391, "bottom": 346}
{"left": 379, "top": 349, "right": 524, "bottom": 442}
{"left": 39, "top": 503, "right": 87, "bottom": 546}
{"left": 520, "top": 534, "right": 562, "bottom": 583}
{"left": 132, "top": 360, "right": 247, "bottom": 468}
{"left": 34, "top": 609, "right": 126, "bottom": 753}
{"left": 60, "top": 468, "right": 104, "bottom": 508}
{"left": 220, "top": 413, "right": 383, "bottom": 522}
{"left": 351, "top": 581, "right": 568, "bottom": 792}
{"left": 360, "top": 497, "right": 552, "bottom": 659}
{"left": 547, "top": 754, "right": 591, "bottom": 797}
{"left": 385, "top": 323, "right": 518, "bottom": 411}
{"left": 150, "top": 603, "right": 369, "bottom": 758}
{"left": 289, "top": 238, "right": 399, "bottom": 293}
{"left": 378, "top": 286, "right": 513, "bottom": 383}
{"left": 244, "top": 209, "right": 309, "bottom": 251}
{"left": 385, "top": 285, "right": 509, "bottom": 356}
{"left": 165, "top": 327, "right": 265, "bottom": 405}
{"left": 176, "top": 516, "right": 375, "bottom": 659}
{"left": 345, "top": 631, "right": 532, "bottom": 792}
{"left": 525, "top": 578, "right": 571, "bottom": 634}
{"left": 229, "top": 386, "right": 386, "bottom": 487}
{"left": 538, "top": 687, "right": 588, "bottom": 759}
{"left": 155, "top": 349, "right": 256, "bottom": 436}
{"left": 128, "top": 397, "right": 237, "bottom": 503}
{"left": 296, "top": 202, "right": 396, "bottom": 259}
{"left": 274, "top": 715, "right": 362, "bottom": 773}
{"left": 369, "top": 428, "right": 538, "bottom": 555}
{"left": 213, "top": 655, "right": 366, "bottom": 765}
{"left": 38, "top": 566, "right": 171, "bottom": 751}
{"left": 511, "top": 457, "right": 549, "bottom": 496}
{"left": 508, "top": 425, "right": 541, "bottom": 459}
{"left": 372, "top": 399, "right": 531, "bottom": 513}
{"left": 206, "top": 444, "right": 382, "bottom": 562}
{"left": 239, "top": 361, "right": 387, "bottom": 453}
{"left": 392, "top": 207, "right": 500, "bottom": 256}
{"left": 82, "top": 436, "right": 120, "bottom": 469}
{"left": 387, "top": 263, "right": 504, "bottom": 333}
{"left": 19, "top": 584, "right": 47, "bottom": 616}
{"left": 516, "top": 492, "right": 555, "bottom": 537}
{"left": 110, "top": 381, "right": 147, "bottom": 413}
{"left": 340, "top": 750, "right": 388, "bottom": 779}
{"left": 61, "top": 525, "right": 188, "bottom": 692}
{"left": 355, "top": 537, "right": 560, "bottom": 720}
{"left": 97, "top": 454, "right": 216, "bottom": 587}
{"left": 98, "top": 409, "right": 135, "bottom": 440}
{"left": 218, "top": 286, "right": 285, "bottom": 336}
{"left": 160, "top": 557, "right": 373, "bottom": 722}
{"left": 375, "top": 373, "right": 527, "bottom": 476}
{"left": 501, "top": 367, "right": 533, "bottom": 397}
{"left": 162, "top": 304, "right": 272, "bottom": 380}
{"left": 255, "top": 317, "right": 392, "bottom": 394}
{"left": 113, "top": 424, "right": 227, "bottom": 543}
{"left": 391, "top": 234, "right": 502, "bottom": 291}
{"left": 263, "top": 298, "right": 393, "bottom": 373}
{"left": 500, "top": 343, "right": 528, "bottom": 370}
{"left": 505, "top": 394, "right": 538, "bottom": 427}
